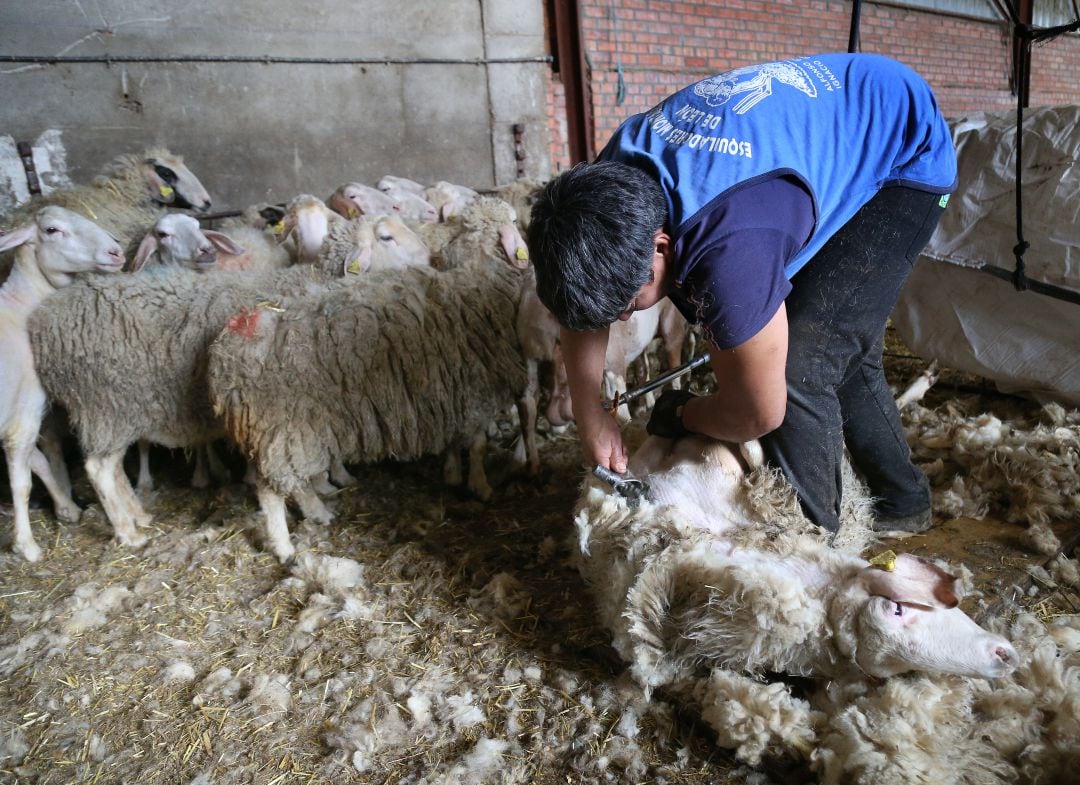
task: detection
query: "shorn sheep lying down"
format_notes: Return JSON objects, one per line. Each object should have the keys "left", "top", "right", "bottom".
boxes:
{"left": 1, "top": 207, "right": 125, "bottom": 560}
{"left": 577, "top": 434, "right": 1017, "bottom": 688}
{"left": 573, "top": 433, "right": 1077, "bottom": 782}
{"left": 208, "top": 251, "right": 529, "bottom": 563}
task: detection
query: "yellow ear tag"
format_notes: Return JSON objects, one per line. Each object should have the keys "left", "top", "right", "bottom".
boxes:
{"left": 868, "top": 550, "right": 897, "bottom": 572}
{"left": 515, "top": 246, "right": 529, "bottom": 261}
{"left": 346, "top": 259, "right": 363, "bottom": 275}
{"left": 271, "top": 221, "right": 285, "bottom": 235}
{"left": 159, "top": 184, "right": 174, "bottom": 199}
{"left": 347, "top": 206, "right": 359, "bottom": 219}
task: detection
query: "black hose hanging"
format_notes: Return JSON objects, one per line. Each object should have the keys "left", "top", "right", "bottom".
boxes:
{"left": 998, "top": 3, "right": 1080, "bottom": 292}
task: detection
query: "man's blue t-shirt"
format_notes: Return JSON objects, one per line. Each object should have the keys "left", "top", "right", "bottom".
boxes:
{"left": 670, "top": 175, "right": 813, "bottom": 349}
{"left": 597, "top": 53, "right": 957, "bottom": 349}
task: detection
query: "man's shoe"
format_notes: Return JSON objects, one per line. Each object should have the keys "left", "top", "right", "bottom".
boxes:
{"left": 872, "top": 508, "right": 933, "bottom": 533}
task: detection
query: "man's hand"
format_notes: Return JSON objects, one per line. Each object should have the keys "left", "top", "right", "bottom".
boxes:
{"left": 646, "top": 388, "right": 696, "bottom": 438}
{"left": 577, "top": 408, "right": 628, "bottom": 473}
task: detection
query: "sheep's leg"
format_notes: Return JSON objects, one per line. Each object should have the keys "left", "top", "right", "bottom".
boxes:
{"left": 633, "top": 354, "right": 656, "bottom": 412}
{"left": 329, "top": 459, "right": 357, "bottom": 488}
{"left": 294, "top": 484, "right": 334, "bottom": 525}
{"left": 135, "top": 440, "right": 154, "bottom": 494}
{"left": 515, "top": 358, "right": 540, "bottom": 474}
{"left": 243, "top": 460, "right": 256, "bottom": 486}
{"left": 38, "top": 420, "right": 74, "bottom": 502}
{"left": 205, "top": 441, "right": 230, "bottom": 483}
{"left": 191, "top": 446, "right": 210, "bottom": 489}
{"left": 84, "top": 452, "right": 149, "bottom": 548}
{"left": 29, "top": 448, "right": 80, "bottom": 523}
{"left": 466, "top": 431, "right": 493, "bottom": 501}
{"left": 443, "top": 448, "right": 463, "bottom": 487}
{"left": 255, "top": 482, "right": 295, "bottom": 564}
{"left": 310, "top": 471, "right": 337, "bottom": 495}
{"left": 5, "top": 438, "right": 43, "bottom": 562}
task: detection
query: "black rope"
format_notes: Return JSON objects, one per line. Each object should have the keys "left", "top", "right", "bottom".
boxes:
{"left": 999, "top": 3, "right": 1080, "bottom": 292}
{"left": 848, "top": 0, "right": 863, "bottom": 53}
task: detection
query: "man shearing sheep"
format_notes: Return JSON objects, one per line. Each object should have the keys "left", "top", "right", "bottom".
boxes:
{"left": 527, "top": 53, "right": 957, "bottom": 534}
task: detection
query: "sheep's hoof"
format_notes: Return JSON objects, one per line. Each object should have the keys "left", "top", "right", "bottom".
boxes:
{"left": 55, "top": 503, "right": 82, "bottom": 524}
{"left": 14, "top": 539, "right": 43, "bottom": 563}
{"left": 118, "top": 529, "right": 149, "bottom": 549}
{"left": 469, "top": 482, "right": 494, "bottom": 502}
{"left": 274, "top": 542, "right": 297, "bottom": 565}
{"left": 306, "top": 510, "right": 335, "bottom": 527}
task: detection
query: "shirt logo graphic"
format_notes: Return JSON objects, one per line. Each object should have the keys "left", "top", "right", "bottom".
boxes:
{"left": 694, "top": 62, "right": 818, "bottom": 114}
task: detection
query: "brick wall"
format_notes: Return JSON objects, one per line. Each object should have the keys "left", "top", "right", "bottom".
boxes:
{"left": 546, "top": 1, "right": 1080, "bottom": 172}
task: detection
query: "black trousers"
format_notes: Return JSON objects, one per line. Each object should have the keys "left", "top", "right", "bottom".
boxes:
{"left": 759, "top": 186, "right": 946, "bottom": 532}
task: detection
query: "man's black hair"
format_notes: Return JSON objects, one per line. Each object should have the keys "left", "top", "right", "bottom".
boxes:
{"left": 527, "top": 161, "right": 668, "bottom": 331}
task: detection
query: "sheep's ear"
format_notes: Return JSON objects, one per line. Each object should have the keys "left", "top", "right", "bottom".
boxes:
{"left": 858, "top": 553, "right": 959, "bottom": 609}
{"left": 129, "top": 231, "right": 159, "bottom": 272}
{"left": 0, "top": 224, "right": 35, "bottom": 252}
{"left": 440, "top": 201, "right": 458, "bottom": 221}
{"left": 499, "top": 224, "right": 530, "bottom": 269}
{"left": 278, "top": 214, "right": 297, "bottom": 244}
{"left": 344, "top": 247, "right": 372, "bottom": 275}
{"left": 203, "top": 230, "right": 245, "bottom": 256}
{"left": 327, "top": 191, "right": 356, "bottom": 219}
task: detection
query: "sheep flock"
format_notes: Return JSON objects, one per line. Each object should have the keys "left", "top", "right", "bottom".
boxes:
{"left": 0, "top": 148, "right": 1077, "bottom": 785}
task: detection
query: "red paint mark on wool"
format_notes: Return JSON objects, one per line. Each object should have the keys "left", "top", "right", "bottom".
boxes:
{"left": 225, "top": 307, "right": 260, "bottom": 339}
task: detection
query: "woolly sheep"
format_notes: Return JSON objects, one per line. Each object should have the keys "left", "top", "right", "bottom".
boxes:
{"left": 0, "top": 206, "right": 125, "bottom": 560}
{"left": 492, "top": 177, "right": 545, "bottom": 232}
{"left": 314, "top": 214, "right": 430, "bottom": 277}
{"left": 130, "top": 213, "right": 291, "bottom": 273}
{"left": 329, "top": 182, "right": 437, "bottom": 224}
{"left": 1, "top": 147, "right": 211, "bottom": 282}
{"left": 515, "top": 284, "right": 687, "bottom": 474}
{"left": 428, "top": 196, "right": 530, "bottom": 272}
{"left": 422, "top": 181, "right": 480, "bottom": 220}
{"left": 281, "top": 194, "right": 344, "bottom": 266}
{"left": 376, "top": 175, "right": 425, "bottom": 196}
{"left": 575, "top": 433, "right": 1018, "bottom": 689}
{"left": 26, "top": 266, "right": 341, "bottom": 549}
{"left": 207, "top": 248, "right": 530, "bottom": 563}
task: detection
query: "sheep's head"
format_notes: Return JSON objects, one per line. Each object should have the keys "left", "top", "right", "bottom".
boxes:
{"left": 328, "top": 183, "right": 397, "bottom": 220}
{"left": 840, "top": 553, "right": 1018, "bottom": 679}
{"left": 455, "top": 197, "right": 530, "bottom": 270}
{"left": 141, "top": 151, "right": 212, "bottom": 212}
{"left": 336, "top": 215, "right": 430, "bottom": 275}
{"left": 283, "top": 195, "right": 342, "bottom": 265}
{"left": 0, "top": 206, "right": 124, "bottom": 286}
{"left": 130, "top": 213, "right": 243, "bottom": 272}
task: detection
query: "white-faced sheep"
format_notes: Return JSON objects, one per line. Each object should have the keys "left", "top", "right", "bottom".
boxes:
{"left": 422, "top": 181, "right": 480, "bottom": 220}
{"left": 129, "top": 213, "right": 291, "bottom": 273}
{"left": 493, "top": 177, "right": 546, "bottom": 233}
{"left": 207, "top": 239, "right": 530, "bottom": 563}
{"left": 1, "top": 206, "right": 125, "bottom": 560}
{"left": 315, "top": 213, "right": 431, "bottom": 277}
{"left": 575, "top": 433, "right": 1018, "bottom": 691}
{"left": 425, "top": 196, "right": 530, "bottom": 272}
{"left": 329, "top": 183, "right": 437, "bottom": 225}
{"left": 376, "top": 175, "right": 426, "bottom": 196}
{"left": 1, "top": 148, "right": 211, "bottom": 281}
{"left": 280, "top": 194, "right": 344, "bottom": 266}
